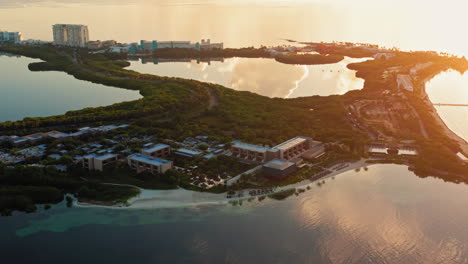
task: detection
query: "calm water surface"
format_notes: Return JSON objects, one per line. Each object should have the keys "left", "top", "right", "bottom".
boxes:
{"left": 426, "top": 70, "right": 468, "bottom": 141}
{"left": 2, "top": 164, "right": 468, "bottom": 264}
{"left": 127, "top": 57, "right": 368, "bottom": 98}
{"left": 0, "top": 55, "right": 142, "bottom": 122}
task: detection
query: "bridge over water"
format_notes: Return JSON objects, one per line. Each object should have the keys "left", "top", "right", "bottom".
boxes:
{"left": 434, "top": 103, "right": 468, "bottom": 107}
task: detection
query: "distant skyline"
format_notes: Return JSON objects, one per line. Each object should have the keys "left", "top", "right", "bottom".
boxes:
{"left": 1, "top": 0, "right": 467, "bottom": 57}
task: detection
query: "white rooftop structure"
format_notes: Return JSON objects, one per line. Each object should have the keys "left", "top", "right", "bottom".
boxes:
{"left": 232, "top": 141, "right": 273, "bottom": 153}
{"left": 142, "top": 143, "right": 170, "bottom": 153}
{"left": 94, "top": 153, "right": 118, "bottom": 161}
{"left": 263, "top": 159, "right": 295, "bottom": 170}
{"left": 368, "top": 147, "right": 388, "bottom": 154}
{"left": 128, "top": 153, "right": 172, "bottom": 166}
{"left": 273, "top": 137, "right": 308, "bottom": 151}
{"left": 176, "top": 148, "right": 203, "bottom": 156}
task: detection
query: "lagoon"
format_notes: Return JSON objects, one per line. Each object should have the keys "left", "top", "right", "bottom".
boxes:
{"left": 0, "top": 55, "right": 142, "bottom": 122}
{"left": 127, "top": 57, "right": 368, "bottom": 98}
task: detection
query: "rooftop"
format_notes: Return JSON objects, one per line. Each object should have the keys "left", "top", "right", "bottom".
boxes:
{"left": 232, "top": 141, "right": 272, "bottom": 153}
{"left": 23, "top": 133, "right": 45, "bottom": 140}
{"left": 94, "top": 153, "right": 118, "bottom": 161}
{"left": 129, "top": 153, "right": 172, "bottom": 166}
{"left": 84, "top": 153, "right": 117, "bottom": 160}
{"left": 176, "top": 148, "right": 203, "bottom": 156}
{"left": 263, "top": 159, "right": 296, "bottom": 170}
{"left": 273, "top": 136, "right": 309, "bottom": 151}
{"left": 142, "top": 143, "right": 170, "bottom": 153}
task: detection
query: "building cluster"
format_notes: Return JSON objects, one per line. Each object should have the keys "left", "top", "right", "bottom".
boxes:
{"left": 396, "top": 63, "right": 435, "bottom": 93}
{"left": 86, "top": 40, "right": 117, "bottom": 50}
{"left": 2, "top": 24, "right": 225, "bottom": 56}
{"left": 132, "top": 57, "right": 224, "bottom": 65}
{"left": 0, "top": 124, "right": 130, "bottom": 167}
{"left": 122, "top": 38, "right": 223, "bottom": 54}
{"left": 231, "top": 136, "right": 324, "bottom": 179}
{"left": 77, "top": 135, "right": 230, "bottom": 182}
{"left": 0, "top": 124, "right": 326, "bottom": 189}
{"left": 0, "top": 124, "right": 129, "bottom": 147}
{"left": 367, "top": 143, "right": 419, "bottom": 157}
{"left": 0, "top": 31, "right": 23, "bottom": 43}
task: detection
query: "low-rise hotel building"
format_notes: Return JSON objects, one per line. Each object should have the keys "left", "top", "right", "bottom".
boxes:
{"left": 272, "top": 136, "right": 316, "bottom": 161}
{"left": 231, "top": 141, "right": 278, "bottom": 163}
{"left": 86, "top": 40, "right": 117, "bottom": 50}
{"left": 200, "top": 39, "right": 223, "bottom": 50}
{"left": 232, "top": 136, "right": 322, "bottom": 164}
{"left": 175, "top": 148, "right": 203, "bottom": 159}
{"left": 141, "top": 144, "right": 171, "bottom": 158}
{"left": 128, "top": 153, "right": 173, "bottom": 174}
{"left": 262, "top": 159, "right": 297, "bottom": 179}
{"left": 83, "top": 153, "right": 118, "bottom": 171}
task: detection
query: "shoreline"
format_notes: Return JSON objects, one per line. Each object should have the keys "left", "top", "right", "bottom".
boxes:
{"left": 75, "top": 159, "right": 370, "bottom": 210}
{"left": 420, "top": 76, "right": 468, "bottom": 157}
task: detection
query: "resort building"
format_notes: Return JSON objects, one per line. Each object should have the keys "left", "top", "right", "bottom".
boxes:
{"left": 231, "top": 141, "right": 278, "bottom": 163}
{"left": 232, "top": 136, "right": 322, "bottom": 164}
{"left": 82, "top": 153, "right": 118, "bottom": 171}
{"left": 0, "top": 31, "right": 22, "bottom": 43}
{"left": 52, "top": 24, "right": 89, "bottom": 47}
{"left": 108, "top": 45, "right": 130, "bottom": 53}
{"left": 262, "top": 159, "right": 297, "bottom": 179}
{"left": 45, "top": 131, "right": 70, "bottom": 140}
{"left": 86, "top": 40, "right": 116, "bottom": 50}
{"left": 175, "top": 148, "right": 203, "bottom": 159}
{"left": 200, "top": 39, "right": 224, "bottom": 50}
{"left": 22, "top": 133, "right": 46, "bottom": 143}
{"left": 128, "top": 39, "right": 223, "bottom": 54}
{"left": 367, "top": 143, "right": 419, "bottom": 157}
{"left": 141, "top": 144, "right": 171, "bottom": 158}
{"left": 272, "top": 136, "right": 316, "bottom": 161}
{"left": 8, "top": 136, "right": 29, "bottom": 146}
{"left": 128, "top": 153, "right": 173, "bottom": 174}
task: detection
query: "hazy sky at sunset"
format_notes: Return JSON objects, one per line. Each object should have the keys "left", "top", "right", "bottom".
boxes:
{"left": 1, "top": 0, "right": 468, "bottom": 56}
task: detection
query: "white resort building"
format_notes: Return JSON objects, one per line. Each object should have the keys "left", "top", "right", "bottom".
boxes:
{"left": 82, "top": 153, "right": 118, "bottom": 171}
{"left": 141, "top": 144, "right": 171, "bottom": 158}
{"left": 232, "top": 136, "right": 324, "bottom": 164}
{"left": 128, "top": 153, "right": 173, "bottom": 174}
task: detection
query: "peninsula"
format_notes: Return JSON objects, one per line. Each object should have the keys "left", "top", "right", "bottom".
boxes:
{"left": 0, "top": 39, "right": 467, "bottom": 215}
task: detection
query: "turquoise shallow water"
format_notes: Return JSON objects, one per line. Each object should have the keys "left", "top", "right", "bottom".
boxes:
{"left": 2, "top": 164, "right": 468, "bottom": 264}
{"left": 0, "top": 55, "right": 142, "bottom": 122}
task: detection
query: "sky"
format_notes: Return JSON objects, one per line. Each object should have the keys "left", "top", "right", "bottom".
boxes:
{"left": 1, "top": 0, "right": 468, "bottom": 56}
